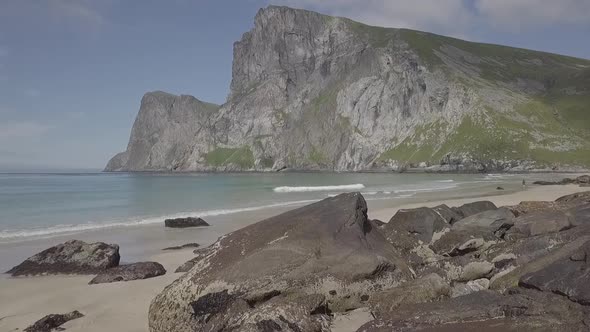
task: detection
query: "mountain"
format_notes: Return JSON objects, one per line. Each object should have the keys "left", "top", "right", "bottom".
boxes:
{"left": 105, "top": 6, "right": 590, "bottom": 172}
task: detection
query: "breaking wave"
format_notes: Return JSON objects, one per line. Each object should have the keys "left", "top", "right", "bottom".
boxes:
{"left": 273, "top": 184, "right": 365, "bottom": 193}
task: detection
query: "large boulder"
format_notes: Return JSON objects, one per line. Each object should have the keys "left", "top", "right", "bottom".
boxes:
{"left": 149, "top": 193, "right": 411, "bottom": 332}
{"left": 451, "top": 201, "right": 497, "bottom": 218}
{"left": 555, "top": 191, "right": 590, "bottom": 205}
{"left": 505, "top": 210, "right": 574, "bottom": 239}
{"left": 519, "top": 240, "right": 590, "bottom": 305}
{"left": 432, "top": 204, "right": 462, "bottom": 224}
{"left": 357, "top": 288, "right": 590, "bottom": 331}
{"left": 164, "top": 217, "right": 209, "bottom": 228}
{"left": 430, "top": 208, "right": 514, "bottom": 255}
{"left": 383, "top": 207, "right": 449, "bottom": 245}
{"left": 509, "top": 200, "right": 568, "bottom": 217}
{"left": 489, "top": 230, "right": 590, "bottom": 290}
{"left": 24, "top": 310, "right": 84, "bottom": 332}
{"left": 7, "top": 240, "right": 120, "bottom": 276}
{"left": 89, "top": 261, "right": 166, "bottom": 284}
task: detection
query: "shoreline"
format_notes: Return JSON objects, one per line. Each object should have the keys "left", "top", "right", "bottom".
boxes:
{"left": 0, "top": 184, "right": 588, "bottom": 331}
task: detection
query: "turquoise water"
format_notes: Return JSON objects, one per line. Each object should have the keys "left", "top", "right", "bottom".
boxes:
{"left": 0, "top": 172, "right": 557, "bottom": 242}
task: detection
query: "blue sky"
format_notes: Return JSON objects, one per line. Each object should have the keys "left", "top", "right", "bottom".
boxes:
{"left": 0, "top": 0, "right": 589, "bottom": 170}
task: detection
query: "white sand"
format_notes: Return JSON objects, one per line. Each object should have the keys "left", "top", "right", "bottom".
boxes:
{"left": 0, "top": 184, "right": 586, "bottom": 332}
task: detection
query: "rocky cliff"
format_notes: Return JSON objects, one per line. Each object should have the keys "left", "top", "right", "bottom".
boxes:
{"left": 106, "top": 6, "right": 590, "bottom": 172}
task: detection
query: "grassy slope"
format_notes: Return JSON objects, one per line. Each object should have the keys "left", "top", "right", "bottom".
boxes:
{"left": 349, "top": 23, "right": 590, "bottom": 167}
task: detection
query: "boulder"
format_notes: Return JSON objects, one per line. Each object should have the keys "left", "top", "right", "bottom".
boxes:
{"left": 519, "top": 240, "right": 590, "bottom": 305}
{"left": 7, "top": 240, "right": 120, "bottom": 276}
{"left": 505, "top": 210, "right": 573, "bottom": 239}
{"left": 451, "top": 278, "right": 489, "bottom": 298}
{"left": 459, "top": 261, "right": 494, "bottom": 281}
{"left": 164, "top": 217, "right": 209, "bottom": 228}
{"left": 162, "top": 243, "right": 200, "bottom": 251}
{"left": 555, "top": 190, "right": 590, "bottom": 205}
{"left": 383, "top": 207, "right": 449, "bottom": 244}
{"left": 149, "top": 193, "right": 410, "bottom": 332}
{"left": 357, "top": 288, "right": 590, "bottom": 331}
{"left": 432, "top": 204, "right": 462, "bottom": 224}
{"left": 509, "top": 200, "right": 568, "bottom": 217}
{"left": 576, "top": 175, "right": 590, "bottom": 184}
{"left": 430, "top": 208, "right": 514, "bottom": 255}
{"left": 452, "top": 207, "right": 515, "bottom": 231}
{"left": 451, "top": 201, "right": 497, "bottom": 218}
{"left": 89, "top": 261, "right": 166, "bottom": 284}
{"left": 368, "top": 273, "right": 450, "bottom": 314}
{"left": 24, "top": 310, "right": 84, "bottom": 332}
{"left": 490, "top": 232, "right": 590, "bottom": 290}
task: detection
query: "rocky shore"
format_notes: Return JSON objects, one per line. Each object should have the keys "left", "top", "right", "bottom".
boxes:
{"left": 1, "top": 183, "right": 589, "bottom": 331}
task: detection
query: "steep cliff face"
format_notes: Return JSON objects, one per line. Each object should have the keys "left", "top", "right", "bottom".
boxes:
{"left": 106, "top": 6, "right": 590, "bottom": 172}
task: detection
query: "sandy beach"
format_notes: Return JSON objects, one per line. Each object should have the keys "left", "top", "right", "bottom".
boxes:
{"left": 1, "top": 184, "right": 587, "bottom": 332}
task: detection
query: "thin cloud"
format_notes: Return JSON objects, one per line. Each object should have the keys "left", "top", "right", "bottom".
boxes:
{"left": 273, "top": 0, "right": 590, "bottom": 36}
{"left": 49, "top": 0, "right": 107, "bottom": 28}
{"left": 476, "top": 0, "right": 590, "bottom": 30}
{"left": 0, "top": 122, "right": 52, "bottom": 139}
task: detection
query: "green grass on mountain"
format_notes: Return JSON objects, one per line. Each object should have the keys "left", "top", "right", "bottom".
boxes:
{"left": 378, "top": 104, "right": 590, "bottom": 167}
{"left": 204, "top": 146, "right": 254, "bottom": 169}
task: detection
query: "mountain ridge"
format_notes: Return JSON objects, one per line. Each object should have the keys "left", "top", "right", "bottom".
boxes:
{"left": 106, "top": 5, "right": 590, "bottom": 172}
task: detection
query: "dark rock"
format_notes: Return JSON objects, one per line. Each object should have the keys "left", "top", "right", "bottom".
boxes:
{"left": 149, "top": 193, "right": 410, "bottom": 332}
{"left": 162, "top": 243, "right": 200, "bottom": 251}
{"left": 358, "top": 288, "right": 590, "bottom": 331}
{"left": 190, "top": 290, "right": 238, "bottom": 323}
{"left": 490, "top": 230, "right": 590, "bottom": 290}
{"left": 508, "top": 200, "right": 569, "bottom": 217}
{"left": 519, "top": 240, "right": 590, "bottom": 305}
{"left": 496, "top": 186, "right": 504, "bottom": 190}
{"left": 432, "top": 204, "right": 462, "bottom": 224}
{"left": 89, "top": 261, "right": 166, "bottom": 284}
{"left": 577, "top": 175, "right": 590, "bottom": 184}
{"left": 7, "top": 240, "right": 120, "bottom": 276}
{"left": 451, "top": 201, "right": 497, "bottom": 218}
{"left": 505, "top": 210, "right": 573, "bottom": 239}
{"left": 24, "top": 310, "right": 84, "bottom": 332}
{"left": 431, "top": 208, "right": 514, "bottom": 255}
{"left": 164, "top": 217, "right": 209, "bottom": 228}
{"left": 383, "top": 207, "right": 449, "bottom": 244}
{"left": 556, "top": 191, "right": 590, "bottom": 205}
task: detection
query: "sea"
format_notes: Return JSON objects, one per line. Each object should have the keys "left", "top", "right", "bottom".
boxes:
{"left": 0, "top": 171, "right": 562, "bottom": 244}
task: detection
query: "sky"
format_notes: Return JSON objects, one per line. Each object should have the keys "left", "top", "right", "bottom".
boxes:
{"left": 0, "top": 0, "right": 589, "bottom": 170}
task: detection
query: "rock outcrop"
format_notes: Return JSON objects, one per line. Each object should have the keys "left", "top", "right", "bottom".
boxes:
{"left": 149, "top": 193, "right": 410, "bottom": 332}
{"left": 24, "top": 310, "right": 84, "bottom": 332}
{"left": 7, "top": 240, "right": 120, "bottom": 276}
{"left": 89, "top": 262, "right": 166, "bottom": 284}
{"left": 106, "top": 6, "right": 590, "bottom": 172}
{"left": 155, "top": 191, "right": 590, "bottom": 331}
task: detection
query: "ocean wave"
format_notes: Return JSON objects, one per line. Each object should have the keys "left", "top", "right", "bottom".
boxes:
{"left": 435, "top": 179, "right": 455, "bottom": 183}
{"left": 0, "top": 199, "right": 318, "bottom": 240}
{"left": 394, "top": 184, "right": 457, "bottom": 194}
{"left": 273, "top": 184, "right": 365, "bottom": 193}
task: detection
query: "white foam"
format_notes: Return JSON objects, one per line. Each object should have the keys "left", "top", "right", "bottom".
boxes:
{"left": 273, "top": 184, "right": 365, "bottom": 193}
{"left": 361, "top": 191, "right": 378, "bottom": 195}
{"left": 394, "top": 184, "right": 457, "bottom": 194}
{"left": 436, "top": 179, "right": 454, "bottom": 183}
{"left": 0, "top": 199, "right": 318, "bottom": 240}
